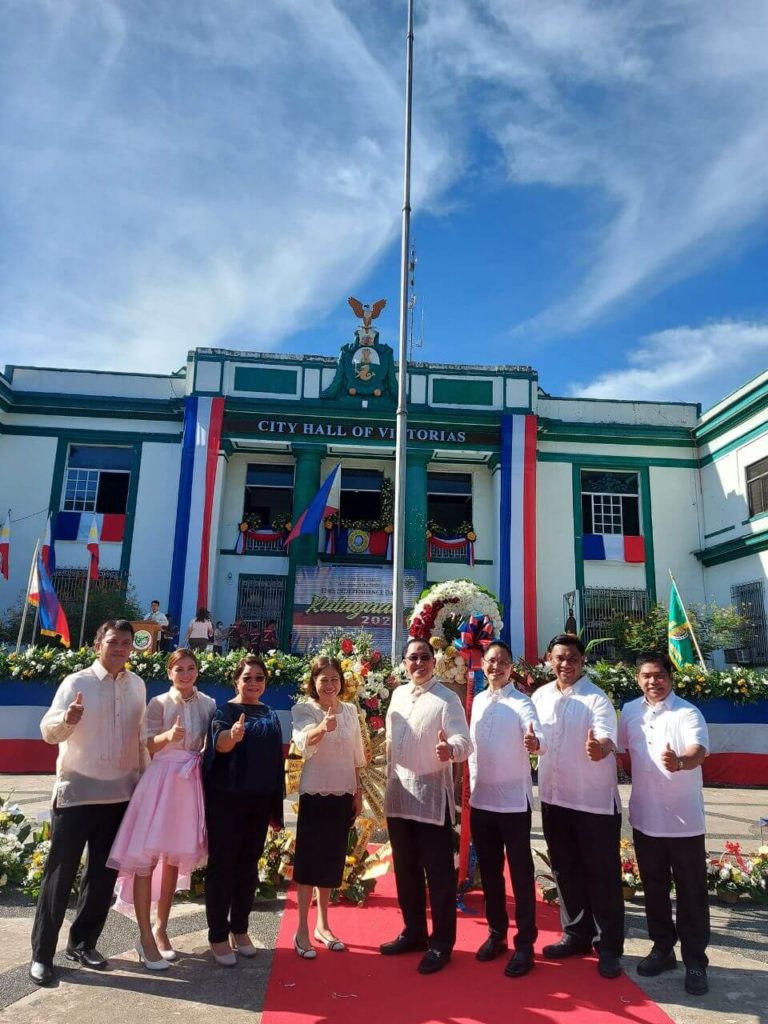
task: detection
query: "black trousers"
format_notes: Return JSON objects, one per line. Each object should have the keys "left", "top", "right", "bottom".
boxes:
{"left": 541, "top": 802, "right": 625, "bottom": 955}
{"left": 470, "top": 806, "right": 537, "bottom": 950}
{"left": 205, "top": 790, "right": 272, "bottom": 943}
{"left": 387, "top": 810, "right": 456, "bottom": 954}
{"left": 30, "top": 801, "right": 128, "bottom": 966}
{"left": 633, "top": 829, "right": 710, "bottom": 968}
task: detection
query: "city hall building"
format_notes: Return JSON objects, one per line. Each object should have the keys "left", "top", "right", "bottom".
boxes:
{"left": 1, "top": 316, "right": 767, "bottom": 663}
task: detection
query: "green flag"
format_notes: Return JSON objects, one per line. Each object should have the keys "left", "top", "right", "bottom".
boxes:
{"left": 668, "top": 580, "right": 695, "bottom": 670}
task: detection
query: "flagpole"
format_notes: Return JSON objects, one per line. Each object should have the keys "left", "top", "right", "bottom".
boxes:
{"left": 668, "top": 569, "right": 706, "bottom": 670}
{"left": 391, "top": 0, "right": 415, "bottom": 665}
{"left": 16, "top": 540, "right": 40, "bottom": 653}
{"left": 79, "top": 569, "right": 92, "bottom": 649}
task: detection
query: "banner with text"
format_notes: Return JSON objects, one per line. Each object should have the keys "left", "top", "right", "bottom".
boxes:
{"left": 291, "top": 565, "right": 424, "bottom": 653}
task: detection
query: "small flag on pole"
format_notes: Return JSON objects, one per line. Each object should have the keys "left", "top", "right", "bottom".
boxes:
{"left": 0, "top": 511, "right": 9, "bottom": 580}
{"left": 668, "top": 577, "right": 695, "bottom": 670}
{"left": 30, "top": 553, "right": 70, "bottom": 647}
{"left": 86, "top": 513, "right": 100, "bottom": 581}
{"left": 284, "top": 464, "right": 341, "bottom": 547}
{"left": 41, "top": 514, "right": 56, "bottom": 575}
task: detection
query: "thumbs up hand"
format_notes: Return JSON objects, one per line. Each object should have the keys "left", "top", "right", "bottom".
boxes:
{"left": 168, "top": 714, "right": 186, "bottom": 744}
{"left": 523, "top": 720, "right": 540, "bottom": 753}
{"left": 661, "top": 741, "right": 679, "bottom": 772}
{"left": 230, "top": 713, "right": 247, "bottom": 744}
{"left": 585, "top": 727, "right": 603, "bottom": 762}
{"left": 322, "top": 706, "right": 337, "bottom": 734}
{"left": 65, "top": 691, "right": 85, "bottom": 725}
{"left": 436, "top": 728, "right": 452, "bottom": 762}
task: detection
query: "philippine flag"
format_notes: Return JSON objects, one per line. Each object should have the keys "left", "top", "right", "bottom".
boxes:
{"left": 41, "top": 514, "right": 56, "bottom": 575}
{"left": 86, "top": 513, "right": 100, "bottom": 581}
{"left": 284, "top": 464, "right": 341, "bottom": 547}
{"left": 30, "top": 553, "right": 71, "bottom": 647}
{"left": 0, "top": 511, "right": 9, "bottom": 580}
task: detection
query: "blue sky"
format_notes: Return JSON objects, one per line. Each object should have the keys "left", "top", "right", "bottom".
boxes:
{"left": 1, "top": 1, "right": 767, "bottom": 410}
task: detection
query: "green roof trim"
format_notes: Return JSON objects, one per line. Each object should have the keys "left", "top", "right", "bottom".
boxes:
{"left": 695, "top": 527, "right": 768, "bottom": 567}
{"left": 233, "top": 366, "right": 299, "bottom": 394}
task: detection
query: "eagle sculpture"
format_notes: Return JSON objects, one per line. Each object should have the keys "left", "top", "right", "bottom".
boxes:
{"left": 348, "top": 296, "right": 387, "bottom": 330}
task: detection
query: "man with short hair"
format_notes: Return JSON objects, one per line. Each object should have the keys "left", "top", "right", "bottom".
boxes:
{"left": 146, "top": 600, "right": 168, "bottom": 627}
{"left": 29, "top": 620, "right": 148, "bottom": 986}
{"left": 380, "top": 637, "right": 472, "bottom": 975}
{"left": 618, "top": 652, "right": 710, "bottom": 996}
{"left": 532, "top": 633, "right": 625, "bottom": 979}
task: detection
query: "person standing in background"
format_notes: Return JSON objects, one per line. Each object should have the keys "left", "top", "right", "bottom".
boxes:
{"left": 185, "top": 608, "right": 214, "bottom": 651}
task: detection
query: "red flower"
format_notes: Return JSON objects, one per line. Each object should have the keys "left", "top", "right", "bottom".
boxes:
{"left": 368, "top": 715, "right": 384, "bottom": 731}
{"left": 360, "top": 664, "right": 369, "bottom": 676}
{"left": 364, "top": 697, "right": 380, "bottom": 710}
{"left": 340, "top": 638, "right": 354, "bottom": 655}
{"left": 370, "top": 651, "right": 381, "bottom": 664}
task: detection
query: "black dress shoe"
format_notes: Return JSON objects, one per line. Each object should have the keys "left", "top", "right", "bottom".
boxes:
{"left": 684, "top": 966, "right": 709, "bottom": 995}
{"left": 29, "top": 961, "right": 54, "bottom": 986}
{"left": 417, "top": 949, "right": 451, "bottom": 975}
{"left": 475, "top": 930, "right": 508, "bottom": 962}
{"left": 504, "top": 949, "right": 535, "bottom": 977}
{"left": 379, "top": 933, "right": 429, "bottom": 956}
{"left": 597, "top": 952, "right": 623, "bottom": 979}
{"left": 637, "top": 948, "right": 677, "bottom": 977}
{"left": 64, "top": 945, "right": 108, "bottom": 969}
{"left": 542, "top": 937, "right": 592, "bottom": 960}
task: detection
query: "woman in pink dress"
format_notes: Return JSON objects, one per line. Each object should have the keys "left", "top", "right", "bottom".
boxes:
{"left": 108, "top": 650, "right": 216, "bottom": 970}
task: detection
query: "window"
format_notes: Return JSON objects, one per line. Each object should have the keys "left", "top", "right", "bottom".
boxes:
{"left": 244, "top": 464, "right": 294, "bottom": 525}
{"left": 340, "top": 468, "right": 382, "bottom": 521}
{"left": 427, "top": 472, "right": 472, "bottom": 532}
{"left": 746, "top": 457, "right": 768, "bottom": 517}
{"left": 730, "top": 580, "right": 768, "bottom": 664}
{"left": 581, "top": 470, "right": 639, "bottom": 535}
{"left": 62, "top": 446, "right": 132, "bottom": 514}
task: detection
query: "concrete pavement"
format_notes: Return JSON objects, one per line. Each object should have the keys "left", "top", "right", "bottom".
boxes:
{"left": 0, "top": 775, "right": 766, "bottom": 1023}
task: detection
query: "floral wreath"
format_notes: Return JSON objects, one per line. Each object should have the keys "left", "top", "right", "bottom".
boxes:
{"left": 408, "top": 579, "right": 503, "bottom": 643}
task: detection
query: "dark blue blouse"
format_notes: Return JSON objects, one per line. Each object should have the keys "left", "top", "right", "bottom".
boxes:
{"left": 205, "top": 701, "right": 285, "bottom": 815}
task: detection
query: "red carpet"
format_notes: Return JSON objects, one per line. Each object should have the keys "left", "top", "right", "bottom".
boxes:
{"left": 262, "top": 873, "right": 675, "bottom": 1024}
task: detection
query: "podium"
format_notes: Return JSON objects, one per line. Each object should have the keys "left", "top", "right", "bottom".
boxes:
{"left": 130, "top": 620, "right": 163, "bottom": 654}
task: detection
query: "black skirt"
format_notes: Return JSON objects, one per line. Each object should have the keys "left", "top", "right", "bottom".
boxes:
{"left": 293, "top": 792, "right": 354, "bottom": 888}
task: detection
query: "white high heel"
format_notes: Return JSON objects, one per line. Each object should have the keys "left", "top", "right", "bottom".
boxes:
{"left": 153, "top": 927, "right": 178, "bottom": 962}
{"left": 230, "top": 933, "right": 258, "bottom": 958}
{"left": 210, "top": 943, "right": 237, "bottom": 967}
{"left": 135, "top": 940, "right": 170, "bottom": 972}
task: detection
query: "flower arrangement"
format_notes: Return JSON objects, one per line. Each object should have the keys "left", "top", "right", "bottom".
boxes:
{"left": 409, "top": 579, "right": 503, "bottom": 645}
{"left": 331, "top": 478, "right": 394, "bottom": 532}
{"left": 240, "top": 512, "right": 263, "bottom": 531}
{"left": 429, "top": 636, "right": 469, "bottom": 686}
{"left": 261, "top": 649, "right": 306, "bottom": 686}
{"left": 707, "top": 841, "right": 759, "bottom": 902}
{"left": 620, "top": 838, "right": 642, "bottom": 896}
{"left": 270, "top": 513, "right": 293, "bottom": 533}
{"left": 258, "top": 828, "right": 295, "bottom": 898}
{"left": 330, "top": 820, "right": 388, "bottom": 905}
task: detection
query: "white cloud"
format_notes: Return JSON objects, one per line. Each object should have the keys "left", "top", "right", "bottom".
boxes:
{"left": 570, "top": 320, "right": 768, "bottom": 405}
{"left": 0, "top": 1, "right": 452, "bottom": 371}
{"left": 420, "top": 0, "right": 768, "bottom": 335}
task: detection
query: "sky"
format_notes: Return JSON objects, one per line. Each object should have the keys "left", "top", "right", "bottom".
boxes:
{"left": 1, "top": 0, "right": 767, "bottom": 411}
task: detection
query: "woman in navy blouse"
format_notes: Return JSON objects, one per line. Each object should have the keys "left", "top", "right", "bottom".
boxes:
{"left": 204, "top": 655, "right": 284, "bottom": 966}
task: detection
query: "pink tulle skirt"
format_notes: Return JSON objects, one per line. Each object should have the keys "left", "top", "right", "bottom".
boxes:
{"left": 108, "top": 747, "right": 207, "bottom": 912}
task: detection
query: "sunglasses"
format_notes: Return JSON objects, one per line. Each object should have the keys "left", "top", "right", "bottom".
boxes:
{"left": 405, "top": 654, "right": 433, "bottom": 663}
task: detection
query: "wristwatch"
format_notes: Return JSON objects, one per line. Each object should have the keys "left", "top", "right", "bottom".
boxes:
{"left": 677, "top": 757, "right": 684, "bottom": 772}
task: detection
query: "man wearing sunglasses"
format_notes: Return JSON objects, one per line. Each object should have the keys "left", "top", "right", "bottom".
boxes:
{"left": 380, "top": 637, "right": 472, "bottom": 975}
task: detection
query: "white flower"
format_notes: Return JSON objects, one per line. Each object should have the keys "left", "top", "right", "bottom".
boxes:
{"left": 719, "top": 867, "right": 731, "bottom": 880}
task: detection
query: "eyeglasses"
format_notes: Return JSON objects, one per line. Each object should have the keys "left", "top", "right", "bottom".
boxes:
{"left": 484, "top": 659, "right": 512, "bottom": 668}
{"left": 405, "top": 654, "right": 433, "bottom": 663}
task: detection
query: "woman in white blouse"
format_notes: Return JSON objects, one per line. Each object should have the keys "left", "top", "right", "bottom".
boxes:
{"left": 291, "top": 656, "right": 365, "bottom": 958}
{"left": 108, "top": 650, "right": 216, "bottom": 970}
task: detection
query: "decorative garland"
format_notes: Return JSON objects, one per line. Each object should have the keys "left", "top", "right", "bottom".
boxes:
{"left": 324, "top": 478, "right": 395, "bottom": 532}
